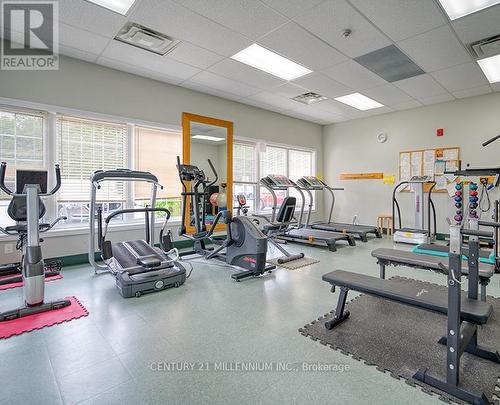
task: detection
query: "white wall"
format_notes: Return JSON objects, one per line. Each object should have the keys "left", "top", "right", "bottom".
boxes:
{"left": 323, "top": 92, "right": 500, "bottom": 234}
{"left": 0, "top": 56, "right": 323, "bottom": 263}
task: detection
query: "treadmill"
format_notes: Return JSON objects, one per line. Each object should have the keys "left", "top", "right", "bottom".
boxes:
{"left": 296, "top": 176, "right": 381, "bottom": 242}
{"left": 260, "top": 175, "right": 356, "bottom": 252}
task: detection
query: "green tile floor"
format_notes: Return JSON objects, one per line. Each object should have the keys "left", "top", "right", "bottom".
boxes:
{"left": 1, "top": 236, "right": 498, "bottom": 404}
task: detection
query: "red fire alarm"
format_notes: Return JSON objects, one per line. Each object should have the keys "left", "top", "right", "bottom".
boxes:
{"left": 437, "top": 128, "right": 444, "bottom": 137}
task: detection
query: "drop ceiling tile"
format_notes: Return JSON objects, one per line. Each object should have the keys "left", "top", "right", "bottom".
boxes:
{"left": 172, "top": 0, "right": 288, "bottom": 39}
{"left": 2, "top": 16, "right": 110, "bottom": 56}
{"left": 246, "top": 92, "right": 304, "bottom": 110}
{"left": 58, "top": 23, "right": 111, "bottom": 56}
{"left": 362, "top": 84, "right": 413, "bottom": 105}
{"left": 259, "top": 22, "right": 348, "bottom": 71}
{"left": 59, "top": 46, "right": 99, "bottom": 63}
{"left": 97, "top": 57, "right": 186, "bottom": 85}
{"left": 397, "top": 26, "right": 471, "bottom": 72}
{"left": 58, "top": 0, "right": 127, "bottom": 37}
{"left": 130, "top": 0, "right": 251, "bottom": 56}
{"left": 391, "top": 100, "right": 423, "bottom": 110}
{"left": 295, "top": 0, "right": 391, "bottom": 58}
{"left": 189, "top": 71, "right": 261, "bottom": 98}
{"left": 419, "top": 93, "right": 455, "bottom": 105}
{"left": 349, "top": 0, "right": 446, "bottom": 41}
{"left": 272, "top": 83, "right": 309, "bottom": 98}
{"left": 208, "top": 59, "right": 286, "bottom": 90}
{"left": 239, "top": 98, "right": 289, "bottom": 114}
{"left": 167, "top": 43, "right": 225, "bottom": 70}
{"left": 260, "top": 0, "right": 326, "bottom": 18}
{"left": 100, "top": 41, "right": 201, "bottom": 80}
{"left": 367, "top": 106, "right": 393, "bottom": 116}
{"left": 452, "top": 86, "right": 492, "bottom": 99}
{"left": 431, "top": 62, "right": 489, "bottom": 92}
{"left": 292, "top": 73, "right": 353, "bottom": 98}
{"left": 394, "top": 74, "right": 448, "bottom": 100}
{"left": 452, "top": 4, "right": 500, "bottom": 44}
{"left": 313, "top": 99, "right": 360, "bottom": 115}
{"left": 181, "top": 81, "right": 244, "bottom": 101}
{"left": 289, "top": 106, "right": 342, "bottom": 123}
{"left": 322, "top": 60, "right": 387, "bottom": 90}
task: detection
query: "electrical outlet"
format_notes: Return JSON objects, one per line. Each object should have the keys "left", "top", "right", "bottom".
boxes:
{"left": 4, "top": 243, "right": 14, "bottom": 254}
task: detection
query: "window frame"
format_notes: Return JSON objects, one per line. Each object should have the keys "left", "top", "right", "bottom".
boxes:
{"left": 233, "top": 137, "right": 316, "bottom": 215}
{"left": 0, "top": 99, "right": 183, "bottom": 235}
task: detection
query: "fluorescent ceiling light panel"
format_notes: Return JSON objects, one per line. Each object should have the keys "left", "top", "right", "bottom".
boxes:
{"left": 334, "top": 93, "right": 384, "bottom": 111}
{"left": 192, "top": 135, "right": 225, "bottom": 142}
{"left": 477, "top": 54, "right": 500, "bottom": 83}
{"left": 231, "top": 44, "right": 312, "bottom": 81}
{"left": 85, "top": 0, "right": 136, "bottom": 15}
{"left": 437, "top": 0, "right": 500, "bottom": 20}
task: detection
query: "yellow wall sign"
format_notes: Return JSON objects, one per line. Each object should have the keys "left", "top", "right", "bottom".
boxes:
{"left": 383, "top": 175, "right": 395, "bottom": 185}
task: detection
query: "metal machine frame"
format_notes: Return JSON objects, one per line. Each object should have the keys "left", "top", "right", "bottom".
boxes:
{"left": 296, "top": 176, "right": 381, "bottom": 242}
{"left": 392, "top": 175, "right": 436, "bottom": 244}
{"left": 260, "top": 175, "right": 356, "bottom": 252}
{"left": 0, "top": 162, "right": 71, "bottom": 321}
{"left": 89, "top": 169, "right": 186, "bottom": 297}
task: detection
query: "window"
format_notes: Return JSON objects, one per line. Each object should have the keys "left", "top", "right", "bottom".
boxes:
{"left": 288, "top": 149, "right": 315, "bottom": 211}
{"left": 233, "top": 141, "right": 315, "bottom": 215}
{"left": 233, "top": 143, "right": 257, "bottom": 213}
{"left": 57, "top": 116, "right": 127, "bottom": 224}
{"left": 134, "top": 126, "right": 182, "bottom": 219}
{"left": 0, "top": 108, "right": 45, "bottom": 226}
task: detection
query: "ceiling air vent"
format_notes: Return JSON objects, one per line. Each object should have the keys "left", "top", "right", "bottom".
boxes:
{"left": 115, "top": 22, "right": 181, "bottom": 55}
{"left": 292, "top": 92, "right": 328, "bottom": 105}
{"left": 470, "top": 35, "right": 500, "bottom": 59}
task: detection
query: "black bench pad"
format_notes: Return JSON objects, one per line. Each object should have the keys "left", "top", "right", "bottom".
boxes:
{"left": 322, "top": 270, "right": 493, "bottom": 324}
{"left": 372, "top": 248, "right": 494, "bottom": 278}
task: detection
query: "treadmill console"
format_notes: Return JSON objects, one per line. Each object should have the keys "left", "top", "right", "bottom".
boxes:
{"left": 298, "top": 176, "right": 324, "bottom": 189}
{"left": 408, "top": 175, "right": 433, "bottom": 183}
{"left": 264, "top": 175, "right": 295, "bottom": 188}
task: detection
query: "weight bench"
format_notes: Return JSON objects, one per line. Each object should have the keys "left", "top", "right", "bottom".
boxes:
{"left": 322, "top": 270, "right": 493, "bottom": 329}
{"left": 322, "top": 267, "right": 499, "bottom": 404}
{"left": 372, "top": 248, "right": 494, "bottom": 301}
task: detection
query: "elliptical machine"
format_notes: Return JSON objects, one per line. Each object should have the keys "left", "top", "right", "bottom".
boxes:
{"left": 0, "top": 162, "right": 71, "bottom": 321}
{"left": 176, "top": 156, "right": 274, "bottom": 281}
{"left": 236, "top": 194, "right": 305, "bottom": 265}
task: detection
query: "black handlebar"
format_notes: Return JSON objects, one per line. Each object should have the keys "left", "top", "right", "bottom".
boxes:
{"left": 0, "top": 162, "right": 62, "bottom": 196}
{"left": 478, "top": 220, "right": 500, "bottom": 229}
{"left": 0, "top": 162, "right": 9, "bottom": 195}
{"left": 207, "top": 159, "right": 218, "bottom": 188}
{"left": 482, "top": 134, "right": 500, "bottom": 147}
{"left": 461, "top": 229, "right": 493, "bottom": 238}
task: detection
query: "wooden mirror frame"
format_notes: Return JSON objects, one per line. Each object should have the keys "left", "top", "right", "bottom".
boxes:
{"left": 182, "top": 112, "right": 233, "bottom": 234}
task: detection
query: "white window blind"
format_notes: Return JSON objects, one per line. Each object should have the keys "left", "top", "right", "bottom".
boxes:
{"left": 234, "top": 143, "right": 256, "bottom": 183}
{"left": 260, "top": 146, "right": 287, "bottom": 177}
{"left": 57, "top": 116, "right": 127, "bottom": 203}
{"left": 289, "top": 149, "right": 313, "bottom": 181}
{"left": 0, "top": 108, "right": 44, "bottom": 199}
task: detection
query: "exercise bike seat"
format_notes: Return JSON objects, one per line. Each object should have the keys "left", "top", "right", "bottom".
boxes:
{"left": 136, "top": 255, "right": 162, "bottom": 269}
{"left": 5, "top": 223, "right": 51, "bottom": 234}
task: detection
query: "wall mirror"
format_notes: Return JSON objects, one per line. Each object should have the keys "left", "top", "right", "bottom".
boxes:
{"left": 182, "top": 112, "right": 233, "bottom": 234}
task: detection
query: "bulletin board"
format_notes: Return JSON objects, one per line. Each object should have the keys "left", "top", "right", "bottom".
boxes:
{"left": 399, "top": 146, "right": 460, "bottom": 193}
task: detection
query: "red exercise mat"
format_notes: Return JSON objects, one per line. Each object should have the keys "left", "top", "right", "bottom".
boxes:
{"left": 0, "top": 296, "right": 88, "bottom": 339}
{"left": 0, "top": 274, "right": 62, "bottom": 291}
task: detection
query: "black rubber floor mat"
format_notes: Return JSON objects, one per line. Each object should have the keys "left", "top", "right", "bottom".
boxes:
{"left": 299, "top": 277, "right": 500, "bottom": 404}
